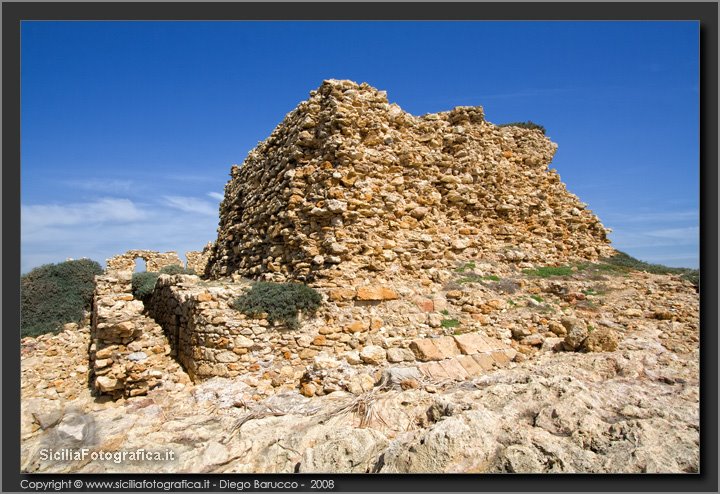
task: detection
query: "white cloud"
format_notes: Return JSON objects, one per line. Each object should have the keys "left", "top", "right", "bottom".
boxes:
{"left": 207, "top": 191, "right": 225, "bottom": 201}
{"left": 22, "top": 198, "right": 145, "bottom": 231}
{"left": 62, "top": 178, "right": 135, "bottom": 194}
{"left": 644, "top": 226, "right": 699, "bottom": 240}
{"left": 162, "top": 196, "right": 218, "bottom": 216}
{"left": 21, "top": 196, "right": 219, "bottom": 273}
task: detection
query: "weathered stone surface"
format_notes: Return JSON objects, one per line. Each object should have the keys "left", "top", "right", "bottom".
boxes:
{"left": 328, "top": 288, "right": 356, "bottom": 302}
{"left": 433, "top": 336, "right": 462, "bottom": 359}
{"left": 582, "top": 328, "right": 619, "bottom": 352}
{"left": 360, "top": 345, "right": 387, "bottom": 365}
{"left": 386, "top": 347, "right": 415, "bottom": 363}
{"left": 563, "top": 318, "right": 589, "bottom": 351}
{"left": 410, "top": 339, "right": 443, "bottom": 362}
{"left": 356, "top": 286, "right": 399, "bottom": 301}
{"left": 205, "top": 80, "right": 612, "bottom": 283}
{"left": 452, "top": 333, "right": 489, "bottom": 355}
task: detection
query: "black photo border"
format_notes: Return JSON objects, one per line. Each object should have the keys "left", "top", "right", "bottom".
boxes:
{"left": 2, "top": 2, "right": 717, "bottom": 492}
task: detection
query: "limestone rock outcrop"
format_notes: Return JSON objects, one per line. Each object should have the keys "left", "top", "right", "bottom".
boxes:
{"left": 206, "top": 79, "right": 612, "bottom": 282}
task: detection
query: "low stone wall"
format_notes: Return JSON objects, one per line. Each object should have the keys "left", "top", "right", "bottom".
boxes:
{"left": 106, "top": 250, "right": 183, "bottom": 275}
{"left": 90, "top": 262, "right": 521, "bottom": 398}
{"left": 89, "top": 273, "right": 176, "bottom": 398}
{"left": 147, "top": 276, "right": 445, "bottom": 384}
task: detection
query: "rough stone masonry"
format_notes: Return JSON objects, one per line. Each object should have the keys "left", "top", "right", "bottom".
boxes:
{"left": 206, "top": 79, "right": 613, "bottom": 283}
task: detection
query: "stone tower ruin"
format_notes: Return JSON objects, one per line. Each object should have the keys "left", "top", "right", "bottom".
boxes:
{"left": 206, "top": 79, "right": 613, "bottom": 283}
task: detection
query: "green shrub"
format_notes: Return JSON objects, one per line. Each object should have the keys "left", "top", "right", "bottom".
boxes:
{"left": 498, "top": 121, "right": 546, "bottom": 134}
{"left": 440, "top": 318, "right": 460, "bottom": 329}
{"left": 21, "top": 259, "right": 103, "bottom": 337}
{"left": 231, "top": 281, "right": 322, "bottom": 329}
{"left": 523, "top": 266, "right": 574, "bottom": 278}
{"left": 130, "top": 266, "right": 195, "bottom": 302}
{"left": 159, "top": 264, "right": 196, "bottom": 275}
{"left": 131, "top": 271, "right": 160, "bottom": 301}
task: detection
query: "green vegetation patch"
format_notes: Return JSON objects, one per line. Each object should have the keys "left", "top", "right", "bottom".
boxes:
{"left": 523, "top": 266, "right": 574, "bottom": 278}
{"left": 232, "top": 281, "right": 322, "bottom": 329}
{"left": 131, "top": 265, "right": 196, "bottom": 301}
{"left": 21, "top": 259, "right": 103, "bottom": 337}
{"left": 131, "top": 272, "right": 160, "bottom": 301}
{"left": 440, "top": 318, "right": 460, "bottom": 329}
{"left": 158, "top": 264, "right": 196, "bottom": 276}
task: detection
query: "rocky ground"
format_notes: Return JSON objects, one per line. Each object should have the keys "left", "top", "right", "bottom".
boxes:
{"left": 20, "top": 267, "right": 699, "bottom": 474}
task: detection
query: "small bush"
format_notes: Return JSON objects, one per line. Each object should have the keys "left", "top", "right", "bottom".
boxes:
{"left": 530, "top": 294, "right": 544, "bottom": 303}
{"left": 159, "top": 264, "right": 196, "bottom": 275}
{"left": 21, "top": 259, "right": 103, "bottom": 337}
{"left": 131, "top": 271, "right": 160, "bottom": 301}
{"left": 498, "top": 121, "right": 546, "bottom": 134}
{"left": 131, "top": 266, "right": 194, "bottom": 302}
{"left": 440, "top": 318, "right": 460, "bottom": 329}
{"left": 232, "top": 281, "right": 322, "bottom": 329}
{"left": 523, "top": 266, "right": 574, "bottom": 278}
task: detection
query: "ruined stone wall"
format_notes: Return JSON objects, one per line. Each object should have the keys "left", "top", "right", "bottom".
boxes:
{"left": 146, "top": 276, "right": 425, "bottom": 381}
{"left": 89, "top": 273, "right": 176, "bottom": 398}
{"left": 106, "top": 250, "right": 183, "bottom": 275}
{"left": 206, "top": 79, "right": 613, "bottom": 283}
{"left": 145, "top": 274, "right": 518, "bottom": 396}
{"left": 185, "top": 243, "right": 213, "bottom": 276}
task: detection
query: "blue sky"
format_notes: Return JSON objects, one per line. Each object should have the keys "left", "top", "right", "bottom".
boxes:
{"left": 20, "top": 21, "right": 699, "bottom": 273}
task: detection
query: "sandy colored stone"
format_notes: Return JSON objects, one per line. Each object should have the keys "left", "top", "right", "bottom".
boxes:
{"left": 328, "top": 288, "right": 356, "bottom": 302}
{"left": 410, "top": 339, "right": 443, "bottom": 362}
{"left": 433, "top": 336, "right": 462, "bottom": 358}
{"left": 582, "top": 328, "right": 619, "bottom": 352}
{"left": 456, "top": 355, "right": 483, "bottom": 377}
{"left": 356, "top": 286, "right": 399, "bottom": 301}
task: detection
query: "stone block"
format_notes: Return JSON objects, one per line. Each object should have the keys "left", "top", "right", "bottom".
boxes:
{"left": 356, "top": 286, "right": 399, "bottom": 301}
{"left": 452, "top": 333, "right": 487, "bottom": 354}
{"left": 471, "top": 353, "right": 495, "bottom": 371}
{"left": 420, "top": 361, "right": 449, "bottom": 380}
{"left": 491, "top": 350, "right": 511, "bottom": 366}
{"left": 386, "top": 347, "right": 415, "bottom": 363}
{"left": 456, "top": 355, "right": 483, "bottom": 377}
{"left": 433, "top": 336, "right": 462, "bottom": 358}
{"left": 328, "top": 288, "right": 356, "bottom": 301}
{"left": 439, "top": 358, "right": 470, "bottom": 380}
{"left": 360, "top": 345, "right": 386, "bottom": 365}
{"left": 409, "top": 339, "right": 443, "bottom": 361}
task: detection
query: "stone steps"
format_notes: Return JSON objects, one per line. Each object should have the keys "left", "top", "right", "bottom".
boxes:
{"left": 410, "top": 333, "right": 516, "bottom": 382}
